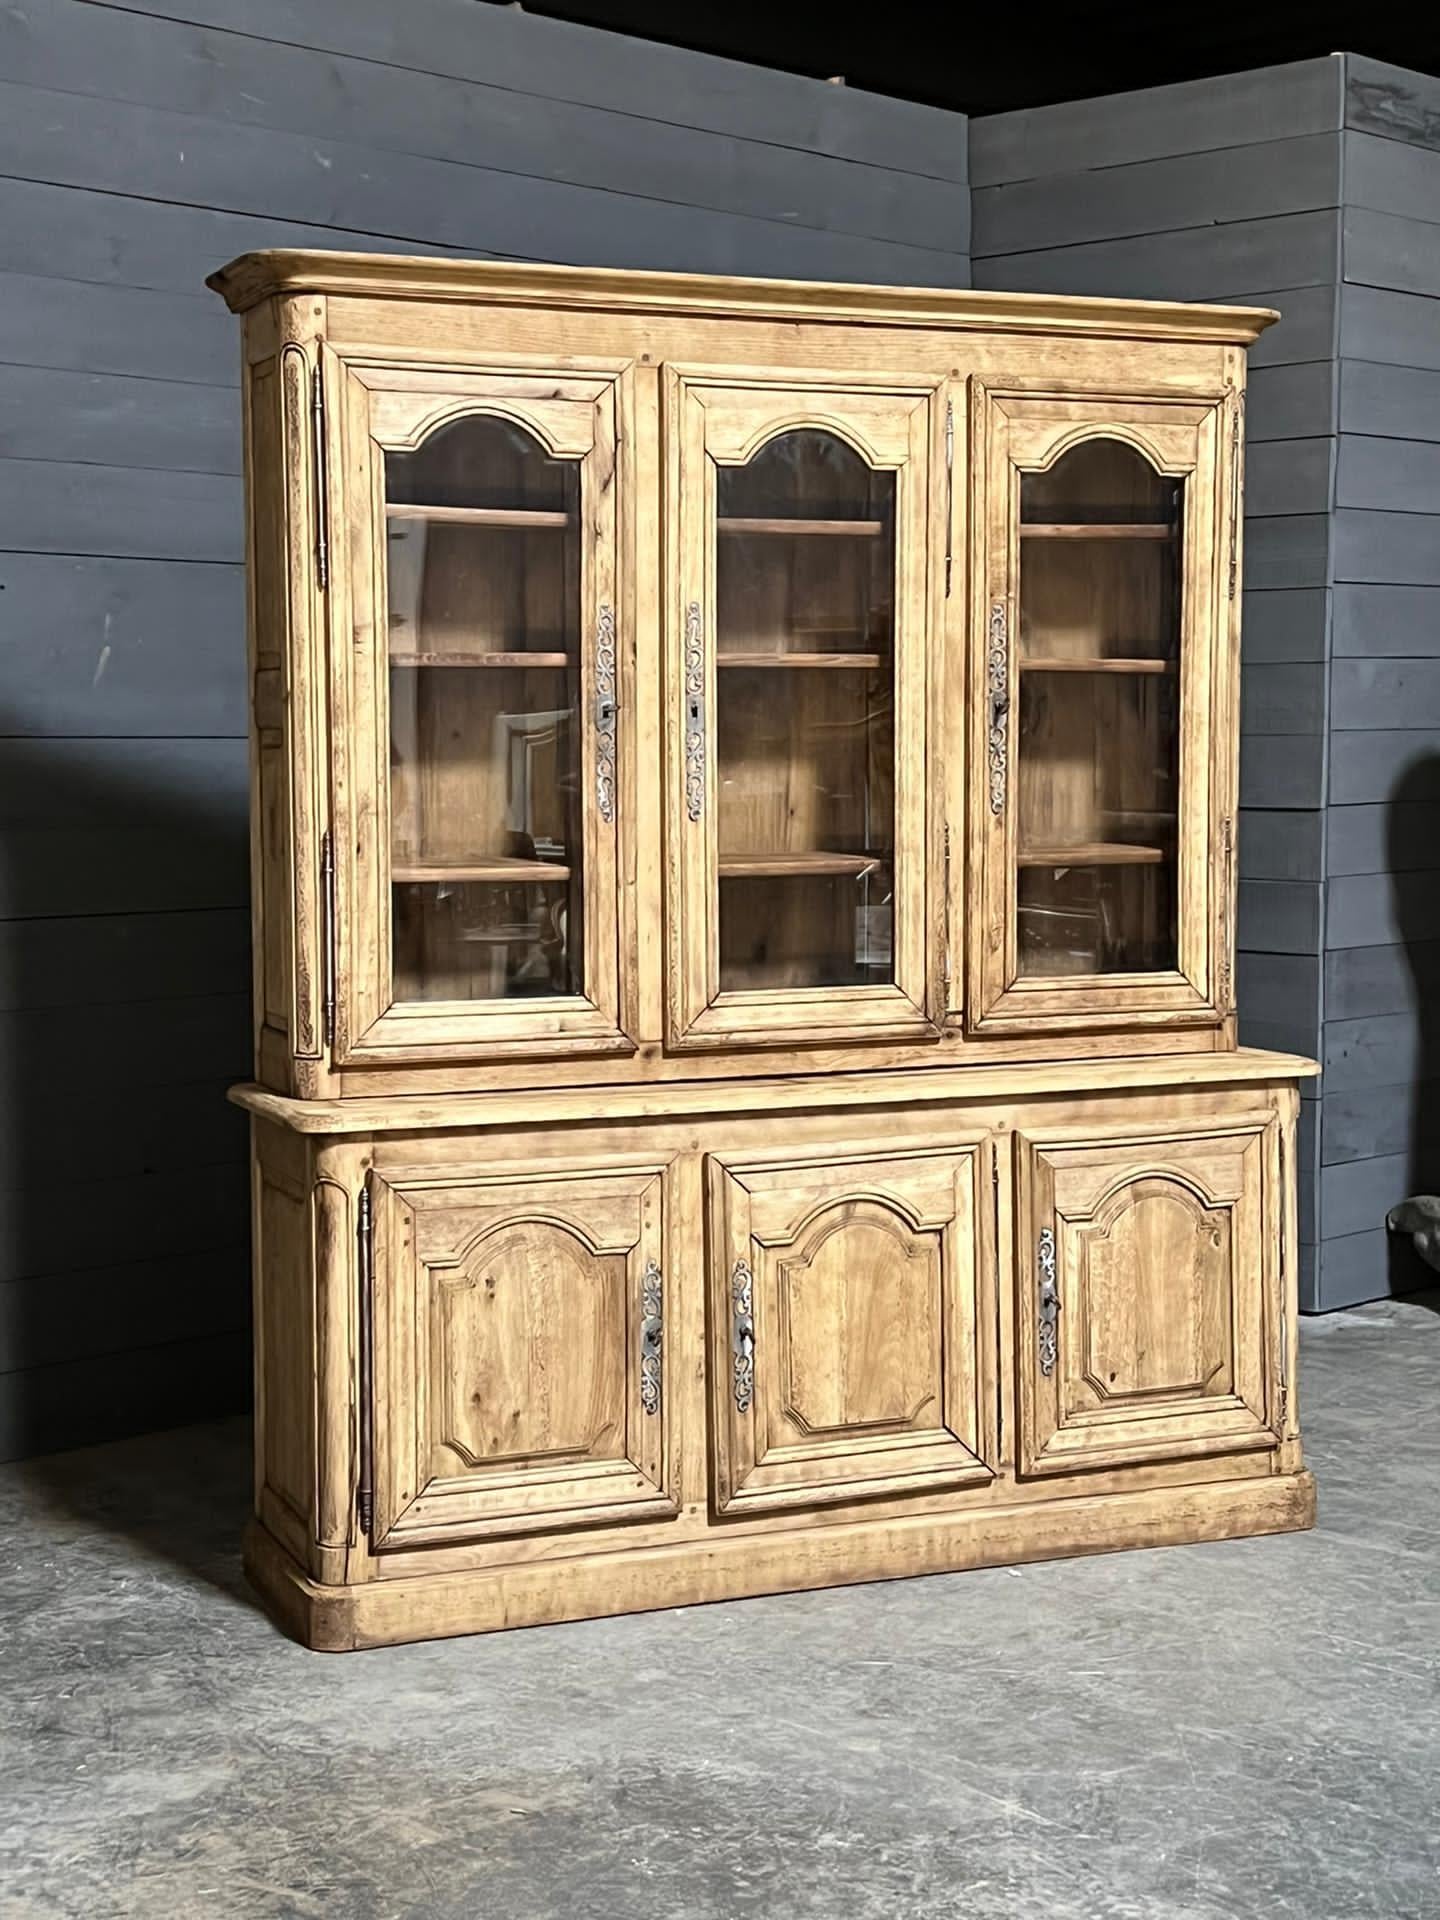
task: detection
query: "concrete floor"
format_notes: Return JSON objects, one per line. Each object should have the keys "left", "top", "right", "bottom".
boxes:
{"left": 3, "top": 1301, "right": 1438, "bottom": 1920}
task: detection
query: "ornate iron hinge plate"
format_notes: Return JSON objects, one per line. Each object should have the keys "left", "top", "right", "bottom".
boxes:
{"left": 320, "top": 827, "right": 336, "bottom": 1050}
{"left": 987, "top": 602, "right": 1009, "bottom": 815}
{"left": 684, "top": 600, "right": 705, "bottom": 823}
{"left": 594, "top": 603, "right": 617, "bottom": 824}
{"left": 639, "top": 1257, "right": 663, "bottom": 1417}
{"left": 731, "top": 1258, "right": 755, "bottom": 1413}
{"left": 1037, "top": 1226, "right": 1059, "bottom": 1378}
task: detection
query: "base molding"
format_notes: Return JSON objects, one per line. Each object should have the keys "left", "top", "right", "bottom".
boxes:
{"left": 244, "top": 1470, "right": 1317, "bottom": 1652}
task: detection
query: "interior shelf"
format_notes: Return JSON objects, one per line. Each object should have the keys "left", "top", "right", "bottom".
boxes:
{"left": 393, "top": 858, "right": 572, "bottom": 884}
{"left": 717, "top": 516, "right": 886, "bottom": 537}
{"left": 1020, "top": 522, "right": 1175, "bottom": 540}
{"left": 1019, "top": 656, "right": 1175, "bottom": 675}
{"left": 386, "top": 504, "right": 574, "bottom": 528}
{"left": 389, "top": 651, "right": 572, "bottom": 669}
{"left": 716, "top": 651, "right": 886, "bottom": 671}
{"left": 1017, "top": 844, "right": 1168, "bottom": 868}
{"left": 719, "top": 851, "right": 890, "bottom": 878}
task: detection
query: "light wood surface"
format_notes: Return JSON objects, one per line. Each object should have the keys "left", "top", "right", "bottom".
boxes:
{"left": 224, "top": 255, "right": 1311, "bottom": 1650}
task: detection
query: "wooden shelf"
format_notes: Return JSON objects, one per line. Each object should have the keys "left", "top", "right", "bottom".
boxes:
{"left": 719, "top": 851, "right": 890, "bottom": 879}
{"left": 393, "top": 859, "right": 571, "bottom": 884}
{"left": 389, "top": 651, "right": 571, "bottom": 669}
{"left": 1018, "top": 844, "right": 1168, "bottom": 868}
{"left": 717, "top": 652, "right": 886, "bottom": 671}
{"left": 1020, "top": 656, "right": 1174, "bottom": 676}
{"left": 1020, "top": 522, "right": 1175, "bottom": 540}
{"left": 717, "top": 517, "right": 885, "bottom": 537}
{"left": 386, "top": 505, "right": 573, "bottom": 528}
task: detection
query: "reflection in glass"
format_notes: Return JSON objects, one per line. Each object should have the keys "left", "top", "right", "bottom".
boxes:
{"left": 385, "top": 415, "right": 583, "bottom": 1002}
{"left": 714, "top": 431, "right": 896, "bottom": 992}
{"left": 1015, "top": 438, "right": 1182, "bottom": 977}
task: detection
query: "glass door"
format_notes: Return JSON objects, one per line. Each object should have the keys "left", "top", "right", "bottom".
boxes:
{"left": 331, "top": 361, "right": 624, "bottom": 1064}
{"left": 666, "top": 374, "right": 940, "bottom": 1051}
{"left": 968, "top": 384, "right": 1231, "bottom": 1033}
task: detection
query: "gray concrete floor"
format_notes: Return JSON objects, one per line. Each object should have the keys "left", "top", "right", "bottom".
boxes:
{"left": 3, "top": 1300, "right": 1439, "bottom": 1920}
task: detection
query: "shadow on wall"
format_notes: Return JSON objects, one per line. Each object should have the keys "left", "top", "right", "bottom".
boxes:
{"left": 0, "top": 719, "right": 255, "bottom": 1472}
{"left": 1384, "top": 752, "right": 1440, "bottom": 1300}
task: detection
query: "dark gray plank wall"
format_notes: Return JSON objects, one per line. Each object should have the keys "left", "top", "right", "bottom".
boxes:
{"left": 1318, "top": 55, "right": 1440, "bottom": 1306}
{"left": 0, "top": 0, "right": 970, "bottom": 1460}
{"left": 973, "top": 59, "right": 1345, "bottom": 1306}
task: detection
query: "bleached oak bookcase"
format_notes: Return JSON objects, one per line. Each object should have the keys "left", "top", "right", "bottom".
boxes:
{"left": 209, "top": 251, "right": 1317, "bottom": 1652}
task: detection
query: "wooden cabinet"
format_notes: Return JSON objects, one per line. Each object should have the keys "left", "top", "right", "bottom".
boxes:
{"left": 1012, "top": 1117, "right": 1281, "bottom": 1477}
{"left": 368, "top": 1160, "right": 674, "bottom": 1548}
{"left": 215, "top": 252, "right": 1314, "bottom": 1651}
{"left": 708, "top": 1145, "right": 993, "bottom": 1513}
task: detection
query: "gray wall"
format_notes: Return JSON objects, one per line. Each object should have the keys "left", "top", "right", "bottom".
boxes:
{"left": 0, "top": 0, "right": 970, "bottom": 1460}
{"left": 973, "top": 53, "right": 1440, "bottom": 1309}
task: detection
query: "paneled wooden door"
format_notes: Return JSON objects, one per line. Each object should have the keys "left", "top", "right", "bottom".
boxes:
{"left": 708, "top": 1144, "right": 995, "bottom": 1514}
{"left": 328, "top": 354, "right": 629, "bottom": 1068}
{"left": 968, "top": 381, "right": 1236, "bottom": 1035}
{"left": 1012, "top": 1116, "right": 1282, "bottom": 1476}
{"left": 665, "top": 369, "right": 945, "bottom": 1051}
{"left": 368, "top": 1161, "right": 675, "bottom": 1548}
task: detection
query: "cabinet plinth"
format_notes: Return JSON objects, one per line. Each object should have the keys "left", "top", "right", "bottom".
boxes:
{"left": 216, "top": 251, "right": 1311, "bottom": 1649}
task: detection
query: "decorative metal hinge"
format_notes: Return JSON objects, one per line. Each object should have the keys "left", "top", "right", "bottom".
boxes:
{"left": 940, "top": 821, "right": 953, "bottom": 1003}
{"left": 684, "top": 601, "right": 705, "bottom": 823}
{"left": 594, "top": 603, "right": 617, "bottom": 825}
{"left": 356, "top": 1182, "right": 375, "bottom": 1537}
{"left": 731, "top": 1257, "right": 755, "bottom": 1413}
{"left": 279, "top": 344, "right": 328, "bottom": 592}
{"left": 1218, "top": 814, "right": 1235, "bottom": 1013}
{"left": 1228, "top": 390, "right": 1244, "bottom": 601}
{"left": 944, "top": 399, "right": 955, "bottom": 598}
{"left": 320, "top": 827, "right": 337, "bottom": 1050}
{"left": 639, "top": 1257, "right": 663, "bottom": 1417}
{"left": 1037, "top": 1226, "right": 1059, "bottom": 1377}
{"left": 987, "top": 602, "right": 1010, "bottom": 815}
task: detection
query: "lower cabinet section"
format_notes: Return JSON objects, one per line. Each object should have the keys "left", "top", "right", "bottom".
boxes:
{"left": 1012, "top": 1117, "right": 1282, "bottom": 1477}
{"left": 243, "top": 1060, "right": 1313, "bottom": 1650}
{"left": 708, "top": 1145, "right": 994, "bottom": 1514}
{"left": 369, "top": 1162, "right": 676, "bottom": 1548}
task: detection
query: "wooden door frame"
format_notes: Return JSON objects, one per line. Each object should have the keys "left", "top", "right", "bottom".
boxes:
{"left": 1011, "top": 1112, "right": 1283, "bottom": 1478}
{"left": 663, "top": 364, "right": 945, "bottom": 1053}
{"left": 966, "top": 376, "right": 1234, "bottom": 1036}
{"left": 707, "top": 1139, "right": 997, "bottom": 1515}
{"left": 368, "top": 1157, "right": 676, "bottom": 1549}
{"left": 325, "top": 349, "right": 633, "bottom": 1068}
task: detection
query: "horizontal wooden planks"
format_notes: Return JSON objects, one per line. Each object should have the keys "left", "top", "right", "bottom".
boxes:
{"left": 79, "top": 0, "right": 970, "bottom": 181}
{"left": 0, "top": 1330, "right": 250, "bottom": 1461}
{"left": 0, "top": 1249, "right": 249, "bottom": 1375}
{"left": 1346, "top": 54, "right": 1440, "bottom": 153}
{"left": 972, "top": 58, "right": 1341, "bottom": 185}
{"left": 1, "top": 0, "right": 967, "bottom": 253}
{"left": 1325, "top": 940, "right": 1440, "bottom": 1020}
{"left": 1238, "top": 810, "right": 1324, "bottom": 881}
{"left": 0, "top": 365, "right": 241, "bottom": 474}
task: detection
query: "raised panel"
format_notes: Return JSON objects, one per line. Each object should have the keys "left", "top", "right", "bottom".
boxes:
{"left": 372, "top": 1162, "right": 674, "bottom": 1546}
{"left": 710, "top": 1145, "right": 994, "bottom": 1515}
{"left": 1016, "top": 1121, "right": 1280, "bottom": 1476}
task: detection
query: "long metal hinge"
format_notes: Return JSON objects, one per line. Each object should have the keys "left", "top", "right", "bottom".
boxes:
{"left": 356, "top": 1181, "right": 374, "bottom": 1538}
{"left": 944, "top": 399, "right": 955, "bottom": 597}
{"left": 1277, "top": 1126, "right": 1290, "bottom": 1428}
{"left": 992, "top": 1147, "right": 1004, "bottom": 1457}
{"left": 311, "top": 351, "right": 330, "bottom": 591}
{"left": 940, "top": 822, "right": 953, "bottom": 1003}
{"left": 1227, "top": 391, "right": 1244, "bottom": 601}
{"left": 1218, "top": 814, "right": 1235, "bottom": 1013}
{"left": 320, "top": 827, "right": 337, "bottom": 1050}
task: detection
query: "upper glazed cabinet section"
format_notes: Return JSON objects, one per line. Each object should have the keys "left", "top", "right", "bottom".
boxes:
{"left": 966, "top": 384, "right": 1236, "bottom": 1036}
{"left": 664, "top": 372, "right": 942, "bottom": 1051}
{"left": 328, "top": 358, "right": 627, "bottom": 1068}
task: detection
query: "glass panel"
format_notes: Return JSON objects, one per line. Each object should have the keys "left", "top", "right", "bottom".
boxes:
{"left": 714, "top": 430, "right": 895, "bottom": 992}
{"left": 1015, "top": 438, "right": 1181, "bottom": 978}
{"left": 385, "top": 415, "right": 582, "bottom": 1002}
